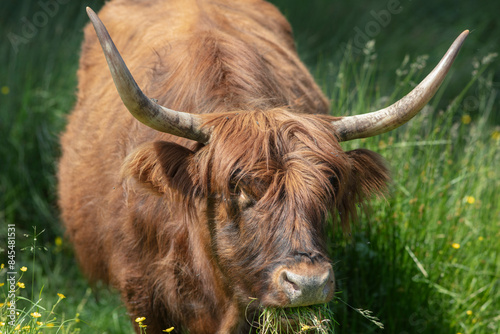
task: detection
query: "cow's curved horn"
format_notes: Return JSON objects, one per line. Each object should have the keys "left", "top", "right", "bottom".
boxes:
{"left": 86, "top": 7, "right": 211, "bottom": 144}
{"left": 333, "top": 30, "right": 469, "bottom": 142}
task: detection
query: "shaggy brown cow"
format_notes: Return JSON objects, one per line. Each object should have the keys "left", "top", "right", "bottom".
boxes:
{"left": 58, "top": 0, "right": 467, "bottom": 332}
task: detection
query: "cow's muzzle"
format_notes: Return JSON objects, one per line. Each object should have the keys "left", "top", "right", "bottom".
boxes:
{"left": 272, "top": 261, "right": 335, "bottom": 307}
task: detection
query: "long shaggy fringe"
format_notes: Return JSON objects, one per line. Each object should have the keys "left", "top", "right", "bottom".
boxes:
{"left": 193, "top": 108, "right": 389, "bottom": 229}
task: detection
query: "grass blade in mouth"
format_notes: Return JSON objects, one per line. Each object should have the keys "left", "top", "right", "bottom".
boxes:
{"left": 256, "top": 304, "right": 337, "bottom": 333}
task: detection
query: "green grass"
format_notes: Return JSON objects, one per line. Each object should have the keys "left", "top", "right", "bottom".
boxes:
{"left": 327, "top": 45, "right": 499, "bottom": 333}
{"left": 257, "top": 304, "right": 338, "bottom": 333}
{"left": 1, "top": 1, "right": 499, "bottom": 333}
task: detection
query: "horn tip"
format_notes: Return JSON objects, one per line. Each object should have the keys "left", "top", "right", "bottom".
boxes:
{"left": 453, "top": 30, "right": 469, "bottom": 50}
{"left": 86, "top": 7, "right": 97, "bottom": 19}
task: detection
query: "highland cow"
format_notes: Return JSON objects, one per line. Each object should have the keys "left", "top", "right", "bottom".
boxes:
{"left": 58, "top": 0, "right": 467, "bottom": 332}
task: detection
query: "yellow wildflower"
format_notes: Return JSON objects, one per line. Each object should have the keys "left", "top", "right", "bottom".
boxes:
{"left": 0, "top": 322, "right": 4, "bottom": 326}
{"left": 478, "top": 236, "right": 484, "bottom": 241}
{"left": 465, "top": 196, "right": 475, "bottom": 204}
{"left": 17, "top": 282, "right": 25, "bottom": 288}
{"left": 55, "top": 237, "right": 63, "bottom": 246}
{"left": 163, "top": 327, "right": 175, "bottom": 333}
{"left": 492, "top": 130, "right": 500, "bottom": 140}
{"left": 31, "top": 312, "right": 42, "bottom": 318}
{"left": 57, "top": 293, "right": 66, "bottom": 299}
{"left": 36, "top": 321, "right": 43, "bottom": 326}
{"left": 0, "top": 303, "right": 4, "bottom": 307}
{"left": 14, "top": 325, "right": 20, "bottom": 330}
{"left": 301, "top": 325, "right": 311, "bottom": 331}
{"left": 20, "top": 266, "right": 27, "bottom": 272}
{"left": 0, "top": 283, "right": 4, "bottom": 287}
{"left": 452, "top": 243, "right": 460, "bottom": 249}
{"left": 46, "top": 323, "right": 55, "bottom": 328}
{"left": 461, "top": 115, "right": 471, "bottom": 124}
{"left": 139, "top": 324, "right": 147, "bottom": 328}
{"left": 1, "top": 263, "right": 4, "bottom": 269}
{"left": 466, "top": 310, "right": 473, "bottom": 316}
{"left": 22, "top": 326, "right": 30, "bottom": 330}
{"left": 135, "top": 317, "right": 146, "bottom": 323}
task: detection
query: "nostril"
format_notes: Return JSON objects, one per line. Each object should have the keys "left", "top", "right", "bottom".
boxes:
{"left": 281, "top": 271, "right": 301, "bottom": 295}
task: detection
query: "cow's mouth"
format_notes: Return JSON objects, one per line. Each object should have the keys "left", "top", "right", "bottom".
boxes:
{"left": 254, "top": 304, "right": 336, "bottom": 333}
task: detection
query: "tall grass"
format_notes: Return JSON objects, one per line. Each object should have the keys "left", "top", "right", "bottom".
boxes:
{"left": 0, "top": 229, "right": 133, "bottom": 333}
{"left": 324, "top": 41, "right": 499, "bottom": 333}
{"left": 0, "top": 0, "right": 105, "bottom": 243}
{"left": 1, "top": 1, "right": 498, "bottom": 333}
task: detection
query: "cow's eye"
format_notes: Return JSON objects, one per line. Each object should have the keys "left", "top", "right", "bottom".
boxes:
{"left": 329, "top": 174, "right": 339, "bottom": 192}
{"left": 229, "top": 169, "right": 243, "bottom": 194}
{"left": 238, "top": 190, "right": 255, "bottom": 210}
{"left": 229, "top": 182, "right": 255, "bottom": 208}
{"left": 229, "top": 180, "right": 241, "bottom": 196}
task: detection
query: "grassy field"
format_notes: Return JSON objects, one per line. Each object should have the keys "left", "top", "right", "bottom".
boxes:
{"left": 1, "top": 0, "right": 499, "bottom": 333}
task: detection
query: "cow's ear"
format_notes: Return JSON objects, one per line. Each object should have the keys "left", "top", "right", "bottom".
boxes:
{"left": 337, "top": 148, "right": 390, "bottom": 227}
{"left": 346, "top": 148, "right": 390, "bottom": 197}
{"left": 122, "top": 141, "right": 195, "bottom": 195}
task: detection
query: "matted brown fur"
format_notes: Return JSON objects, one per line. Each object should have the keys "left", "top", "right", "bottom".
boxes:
{"left": 58, "top": 0, "right": 389, "bottom": 333}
